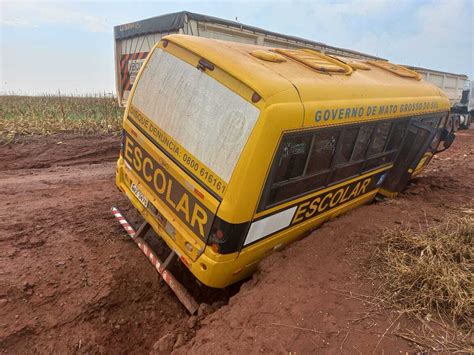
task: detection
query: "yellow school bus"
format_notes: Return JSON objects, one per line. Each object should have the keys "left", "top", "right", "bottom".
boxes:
{"left": 115, "top": 35, "right": 452, "bottom": 288}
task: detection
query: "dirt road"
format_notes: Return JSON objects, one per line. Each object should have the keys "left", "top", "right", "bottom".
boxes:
{"left": 0, "top": 130, "right": 472, "bottom": 353}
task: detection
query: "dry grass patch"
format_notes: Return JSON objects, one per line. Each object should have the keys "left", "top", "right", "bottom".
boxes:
{"left": 0, "top": 94, "right": 124, "bottom": 142}
{"left": 373, "top": 215, "right": 473, "bottom": 352}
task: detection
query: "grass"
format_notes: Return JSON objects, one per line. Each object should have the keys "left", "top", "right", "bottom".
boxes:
{"left": 0, "top": 94, "right": 124, "bottom": 142}
{"left": 372, "top": 215, "right": 473, "bottom": 352}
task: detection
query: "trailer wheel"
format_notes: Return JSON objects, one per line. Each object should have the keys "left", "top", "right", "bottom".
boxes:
{"left": 459, "top": 114, "right": 471, "bottom": 130}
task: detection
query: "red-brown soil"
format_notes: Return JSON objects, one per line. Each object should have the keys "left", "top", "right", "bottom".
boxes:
{"left": 177, "top": 128, "right": 473, "bottom": 354}
{"left": 0, "top": 129, "right": 472, "bottom": 354}
{"left": 0, "top": 135, "right": 190, "bottom": 354}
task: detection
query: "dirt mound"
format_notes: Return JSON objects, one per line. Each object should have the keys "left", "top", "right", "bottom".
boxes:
{"left": 0, "top": 134, "right": 119, "bottom": 170}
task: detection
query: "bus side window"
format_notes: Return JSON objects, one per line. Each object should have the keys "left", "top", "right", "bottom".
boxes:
{"left": 386, "top": 121, "right": 408, "bottom": 150}
{"left": 336, "top": 127, "right": 359, "bottom": 164}
{"left": 306, "top": 130, "right": 340, "bottom": 174}
{"left": 330, "top": 127, "right": 363, "bottom": 182}
{"left": 369, "top": 122, "right": 392, "bottom": 155}
{"left": 303, "top": 129, "right": 341, "bottom": 191}
{"left": 420, "top": 116, "right": 439, "bottom": 127}
{"left": 352, "top": 125, "right": 374, "bottom": 161}
{"left": 364, "top": 121, "right": 407, "bottom": 171}
{"left": 429, "top": 113, "right": 447, "bottom": 149}
{"left": 331, "top": 120, "right": 407, "bottom": 183}
{"left": 438, "top": 114, "right": 448, "bottom": 129}
{"left": 273, "top": 135, "right": 312, "bottom": 183}
{"left": 330, "top": 124, "right": 376, "bottom": 182}
{"left": 261, "top": 118, "right": 411, "bottom": 210}
{"left": 265, "top": 130, "right": 340, "bottom": 206}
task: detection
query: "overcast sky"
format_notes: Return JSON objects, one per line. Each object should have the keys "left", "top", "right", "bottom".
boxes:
{"left": 1, "top": 0, "right": 473, "bottom": 95}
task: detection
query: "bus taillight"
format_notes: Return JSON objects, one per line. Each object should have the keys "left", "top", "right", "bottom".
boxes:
{"left": 215, "top": 229, "right": 225, "bottom": 240}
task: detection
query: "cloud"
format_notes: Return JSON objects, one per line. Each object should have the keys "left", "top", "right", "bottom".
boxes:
{"left": 250, "top": 0, "right": 414, "bottom": 54}
{"left": 1, "top": 0, "right": 472, "bottom": 95}
{"left": 350, "top": 0, "right": 473, "bottom": 74}
{"left": 259, "top": 0, "right": 472, "bottom": 75}
{"left": 1, "top": 17, "right": 37, "bottom": 28}
{"left": 1, "top": 1, "right": 110, "bottom": 33}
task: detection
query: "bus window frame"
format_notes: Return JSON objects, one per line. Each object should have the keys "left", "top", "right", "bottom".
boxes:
{"left": 258, "top": 117, "right": 412, "bottom": 211}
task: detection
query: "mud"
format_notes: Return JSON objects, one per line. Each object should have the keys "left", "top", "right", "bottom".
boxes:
{"left": 0, "top": 129, "right": 472, "bottom": 353}
{"left": 177, "top": 129, "right": 473, "bottom": 354}
{"left": 0, "top": 135, "right": 191, "bottom": 354}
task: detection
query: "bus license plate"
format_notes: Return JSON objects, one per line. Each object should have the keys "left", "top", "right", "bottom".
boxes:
{"left": 130, "top": 183, "right": 148, "bottom": 208}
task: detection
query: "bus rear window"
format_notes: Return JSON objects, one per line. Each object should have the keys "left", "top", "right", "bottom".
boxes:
{"left": 131, "top": 48, "right": 260, "bottom": 184}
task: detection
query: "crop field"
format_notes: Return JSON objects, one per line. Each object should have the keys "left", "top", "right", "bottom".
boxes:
{"left": 0, "top": 94, "right": 124, "bottom": 142}
{"left": 0, "top": 96, "right": 472, "bottom": 353}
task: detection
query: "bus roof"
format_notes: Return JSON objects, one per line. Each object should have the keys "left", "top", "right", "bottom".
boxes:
{"left": 165, "top": 35, "right": 448, "bottom": 109}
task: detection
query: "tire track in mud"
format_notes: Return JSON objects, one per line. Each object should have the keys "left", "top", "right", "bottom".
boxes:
{"left": 0, "top": 135, "right": 193, "bottom": 353}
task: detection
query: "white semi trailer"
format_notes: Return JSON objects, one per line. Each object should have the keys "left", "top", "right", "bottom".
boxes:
{"left": 405, "top": 65, "right": 468, "bottom": 105}
{"left": 404, "top": 66, "right": 471, "bottom": 130}
{"left": 114, "top": 11, "right": 383, "bottom": 106}
{"left": 114, "top": 11, "right": 471, "bottom": 129}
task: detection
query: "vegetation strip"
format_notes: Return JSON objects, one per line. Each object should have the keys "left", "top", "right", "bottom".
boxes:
{"left": 0, "top": 94, "right": 124, "bottom": 142}
{"left": 371, "top": 214, "right": 473, "bottom": 352}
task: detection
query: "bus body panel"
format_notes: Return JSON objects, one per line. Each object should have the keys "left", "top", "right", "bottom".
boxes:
{"left": 216, "top": 102, "right": 304, "bottom": 224}
{"left": 303, "top": 97, "right": 450, "bottom": 129}
{"left": 195, "top": 168, "right": 386, "bottom": 288}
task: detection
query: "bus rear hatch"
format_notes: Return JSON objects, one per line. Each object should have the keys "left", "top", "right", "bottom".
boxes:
{"left": 119, "top": 41, "right": 260, "bottom": 260}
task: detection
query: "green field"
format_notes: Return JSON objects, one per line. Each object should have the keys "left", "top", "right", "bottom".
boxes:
{"left": 0, "top": 94, "right": 124, "bottom": 142}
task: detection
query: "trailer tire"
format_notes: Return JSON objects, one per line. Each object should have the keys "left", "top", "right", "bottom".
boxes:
{"left": 459, "top": 114, "right": 471, "bottom": 130}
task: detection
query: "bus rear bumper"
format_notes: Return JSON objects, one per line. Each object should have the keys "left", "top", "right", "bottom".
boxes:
{"left": 111, "top": 206, "right": 199, "bottom": 314}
